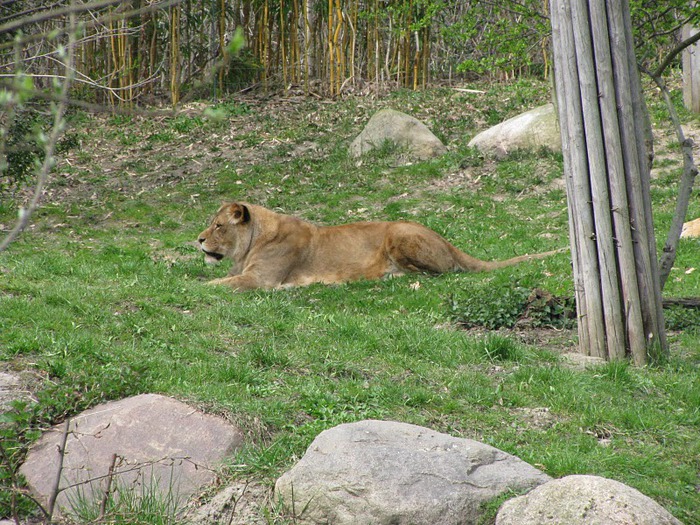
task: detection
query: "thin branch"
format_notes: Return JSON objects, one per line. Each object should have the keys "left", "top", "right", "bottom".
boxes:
{"left": 98, "top": 453, "right": 119, "bottom": 520}
{"left": 47, "top": 418, "right": 71, "bottom": 519}
{"left": 0, "top": 0, "right": 122, "bottom": 36}
{"left": 646, "top": 69, "right": 699, "bottom": 289}
{"left": 651, "top": 28, "right": 700, "bottom": 79}
{"left": 0, "top": 0, "right": 66, "bottom": 26}
{"left": 0, "top": 0, "right": 183, "bottom": 52}
{"left": 55, "top": 455, "right": 211, "bottom": 493}
{"left": 0, "top": 1, "right": 76, "bottom": 253}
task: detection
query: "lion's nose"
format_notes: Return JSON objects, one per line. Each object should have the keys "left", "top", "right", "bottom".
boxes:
{"left": 198, "top": 238, "right": 205, "bottom": 245}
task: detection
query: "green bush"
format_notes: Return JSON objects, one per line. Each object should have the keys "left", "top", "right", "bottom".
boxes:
{"left": 2, "top": 107, "right": 44, "bottom": 189}
{"left": 449, "top": 285, "right": 531, "bottom": 330}
{"left": 664, "top": 306, "right": 700, "bottom": 332}
{"left": 448, "top": 285, "right": 576, "bottom": 330}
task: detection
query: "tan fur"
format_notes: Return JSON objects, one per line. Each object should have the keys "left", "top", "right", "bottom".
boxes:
{"left": 197, "top": 202, "right": 563, "bottom": 291}
{"left": 681, "top": 217, "right": 700, "bottom": 239}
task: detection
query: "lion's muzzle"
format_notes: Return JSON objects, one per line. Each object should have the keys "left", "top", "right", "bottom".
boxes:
{"left": 198, "top": 238, "right": 225, "bottom": 264}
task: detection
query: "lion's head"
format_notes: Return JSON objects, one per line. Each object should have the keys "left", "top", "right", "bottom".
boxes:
{"left": 197, "top": 203, "right": 251, "bottom": 264}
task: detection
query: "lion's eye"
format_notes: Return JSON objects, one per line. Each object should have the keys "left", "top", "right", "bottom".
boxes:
{"left": 214, "top": 223, "right": 222, "bottom": 229}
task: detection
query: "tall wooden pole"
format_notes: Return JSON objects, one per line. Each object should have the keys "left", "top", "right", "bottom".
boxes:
{"left": 683, "top": 25, "right": 700, "bottom": 113}
{"left": 550, "top": 0, "right": 668, "bottom": 365}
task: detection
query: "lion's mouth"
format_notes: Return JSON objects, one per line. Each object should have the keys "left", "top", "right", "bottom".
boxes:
{"left": 202, "top": 249, "right": 224, "bottom": 261}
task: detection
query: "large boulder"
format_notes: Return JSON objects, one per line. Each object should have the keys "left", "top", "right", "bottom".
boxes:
{"left": 468, "top": 103, "right": 561, "bottom": 157}
{"left": 350, "top": 109, "right": 447, "bottom": 160}
{"left": 274, "top": 419, "right": 550, "bottom": 525}
{"left": 20, "top": 394, "right": 244, "bottom": 517}
{"left": 496, "top": 475, "right": 683, "bottom": 525}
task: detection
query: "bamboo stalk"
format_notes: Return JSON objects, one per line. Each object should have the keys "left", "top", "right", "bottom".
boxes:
{"left": 328, "top": 0, "right": 334, "bottom": 95}
{"left": 280, "top": 0, "right": 287, "bottom": 87}
{"left": 219, "top": 0, "right": 226, "bottom": 96}
{"left": 291, "top": 0, "right": 299, "bottom": 83}
{"left": 303, "top": 0, "right": 310, "bottom": 92}
{"left": 413, "top": 30, "right": 419, "bottom": 90}
{"left": 170, "top": 4, "right": 180, "bottom": 106}
{"left": 333, "top": 0, "right": 343, "bottom": 93}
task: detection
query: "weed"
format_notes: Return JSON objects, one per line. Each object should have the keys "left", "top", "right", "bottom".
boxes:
{"left": 67, "top": 463, "right": 182, "bottom": 525}
{"left": 171, "top": 115, "right": 204, "bottom": 134}
{"left": 148, "top": 131, "right": 176, "bottom": 143}
{"left": 664, "top": 305, "right": 700, "bottom": 332}
{"left": 448, "top": 285, "right": 531, "bottom": 330}
{"left": 475, "top": 334, "right": 527, "bottom": 363}
{"left": 449, "top": 285, "right": 576, "bottom": 330}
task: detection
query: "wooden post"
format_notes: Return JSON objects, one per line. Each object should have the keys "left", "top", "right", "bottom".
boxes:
{"left": 550, "top": 0, "right": 668, "bottom": 364}
{"left": 683, "top": 25, "right": 700, "bottom": 113}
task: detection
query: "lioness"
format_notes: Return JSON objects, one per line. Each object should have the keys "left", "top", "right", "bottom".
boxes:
{"left": 198, "top": 202, "right": 562, "bottom": 291}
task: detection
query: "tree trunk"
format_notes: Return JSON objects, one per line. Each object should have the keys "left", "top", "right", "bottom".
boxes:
{"left": 683, "top": 24, "right": 700, "bottom": 113}
{"left": 550, "top": 0, "right": 668, "bottom": 365}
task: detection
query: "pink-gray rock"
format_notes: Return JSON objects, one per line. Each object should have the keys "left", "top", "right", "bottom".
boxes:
{"left": 274, "top": 419, "right": 551, "bottom": 525}
{"left": 0, "top": 371, "right": 34, "bottom": 413}
{"left": 0, "top": 372, "right": 22, "bottom": 412}
{"left": 468, "top": 103, "right": 561, "bottom": 158}
{"left": 20, "top": 394, "right": 243, "bottom": 517}
{"left": 496, "top": 475, "right": 683, "bottom": 525}
{"left": 350, "top": 109, "right": 447, "bottom": 160}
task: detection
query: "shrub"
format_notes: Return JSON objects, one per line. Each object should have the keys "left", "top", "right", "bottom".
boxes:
{"left": 448, "top": 285, "right": 575, "bottom": 330}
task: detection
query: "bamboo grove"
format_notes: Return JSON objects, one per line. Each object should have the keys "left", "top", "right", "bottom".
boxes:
{"left": 2, "top": 1, "right": 692, "bottom": 106}
{"left": 2, "top": 0, "right": 554, "bottom": 106}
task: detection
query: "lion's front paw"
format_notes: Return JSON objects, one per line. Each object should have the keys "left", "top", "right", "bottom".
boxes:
{"left": 206, "top": 278, "right": 229, "bottom": 286}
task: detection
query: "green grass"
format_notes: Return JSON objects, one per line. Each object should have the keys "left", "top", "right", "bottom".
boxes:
{"left": 1, "top": 81, "right": 699, "bottom": 524}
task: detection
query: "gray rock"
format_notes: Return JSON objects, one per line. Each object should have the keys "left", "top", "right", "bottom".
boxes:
{"left": 561, "top": 352, "right": 606, "bottom": 371}
{"left": 496, "top": 475, "right": 683, "bottom": 525}
{"left": 0, "top": 371, "right": 37, "bottom": 414}
{"left": 350, "top": 109, "right": 447, "bottom": 160}
{"left": 183, "top": 480, "right": 270, "bottom": 525}
{"left": 274, "top": 419, "right": 550, "bottom": 525}
{"left": 0, "top": 371, "right": 23, "bottom": 412}
{"left": 20, "top": 394, "right": 243, "bottom": 517}
{"left": 468, "top": 104, "right": 561, "bottom": 158}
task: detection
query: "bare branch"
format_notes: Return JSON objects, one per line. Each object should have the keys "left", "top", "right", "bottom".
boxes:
{"left": 645, "top": 68, "right": 700, "bottom": 289}
{"left": 652, "top": 28, "right": 700, "bottom": 78}
{"left": 0, "top": 0, "right": 183, "bottom": 53}
{"left": 0, "top": 1, "right": 77, "bottom": 253}
{"left": 47, "top": 418, "right": 71, "bottom": 519}
{"left": 0, "top": 0, "right": 122, "bottom": 36}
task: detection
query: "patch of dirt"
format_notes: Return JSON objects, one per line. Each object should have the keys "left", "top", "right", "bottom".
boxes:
{"left": 509, "top": 326, "right": 578, "bottom": 354}
{"left": 184, "top": 479, "right": 276, "bottom": 525}
{"left": 512, "top": 406, "right": 561, "bottom": 431}
{"left": 424, "top": 168, "right": 484, "bottom": 193}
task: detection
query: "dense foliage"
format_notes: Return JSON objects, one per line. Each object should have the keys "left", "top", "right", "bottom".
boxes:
{"left": 1, "top": 1, "right": 698, "bottom": 105}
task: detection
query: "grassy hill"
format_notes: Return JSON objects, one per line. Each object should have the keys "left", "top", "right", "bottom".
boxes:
{"left": 1, "top": 79, "right": 699, "bottom": 523}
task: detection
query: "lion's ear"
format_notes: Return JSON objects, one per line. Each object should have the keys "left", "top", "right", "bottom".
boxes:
{"left": 227, "top": 203, "right": 251, "bottom": 225}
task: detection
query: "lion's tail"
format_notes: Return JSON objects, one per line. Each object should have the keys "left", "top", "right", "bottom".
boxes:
{"left": 452, "top": 246, "right": 567, "bottom": 272}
